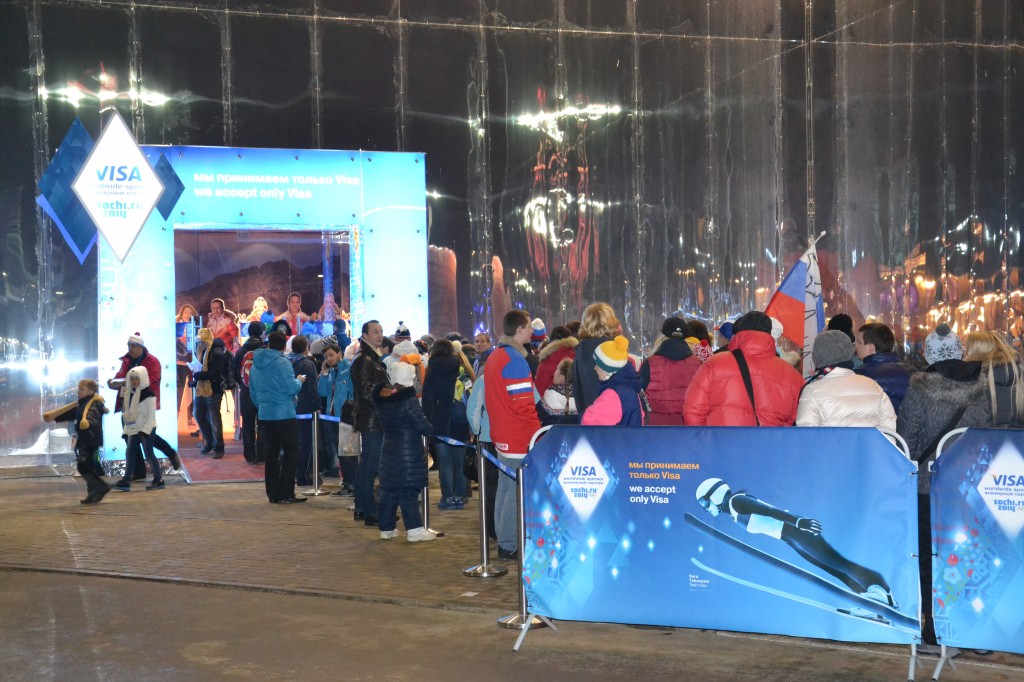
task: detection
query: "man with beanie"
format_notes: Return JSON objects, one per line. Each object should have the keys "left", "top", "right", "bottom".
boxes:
{"left": 684, "top": 311, "right": 804, "bottom": 426}
{"left": 249, "top": 331, "right": 307, "bottom": 504}
{"left": 108, "top": 333, "right": 181, "bottom": 475}
{"left": 797, "top": 330, "right": 896, "bottom": 428}
{"left": 713, "top": 321, "right": 734, "bottom": 354}
{"left": 192, "top": 327, "right": 231, "bottom": 457}
{"left": 640, "top": 317, "right": 701, "bottom": 425}
{"left": 581, "top": 336, "right": 644, "bottom": 426}
{"left": 854, "top": 322, "right": 918, "bottom": 414}
{"left": 485, "top": 310, "right": 542, "bottom": 561}
{"left": 234, "top": 321, "right": 265, "bottom": 464}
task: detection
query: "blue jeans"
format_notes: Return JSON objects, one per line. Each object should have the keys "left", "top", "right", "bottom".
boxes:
{"left": 378, "top": 487, "right": 423, "bottom": 532}
{"left": 495, "top": 454, "right": 524, "bottom": 552}
{"left": 125, "top": 430, "right": 160, "bottom": 484}
{"left": 354, "top": 430, "right": 383, "bottom": 516}
{"left": 434, "top": 441, "right": 467, "bottom": 501}
{"left": 194, "top": 392, "right": 224, "bottom": 451}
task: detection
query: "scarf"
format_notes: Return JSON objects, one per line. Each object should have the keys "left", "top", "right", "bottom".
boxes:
{"left": 79, "top": 394, "right": 104, "bottom": 430}
{"left": 196, "top": 343, "right": 213, "bottom": 398}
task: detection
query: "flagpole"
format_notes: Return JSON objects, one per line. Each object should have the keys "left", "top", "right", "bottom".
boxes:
{"left": 808, "top": 231, "right": 827, "bottom": 248}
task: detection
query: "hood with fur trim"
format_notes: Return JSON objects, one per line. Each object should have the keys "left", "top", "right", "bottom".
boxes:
{"left": 539, "top": 336, "right": 578, "bottom": 361}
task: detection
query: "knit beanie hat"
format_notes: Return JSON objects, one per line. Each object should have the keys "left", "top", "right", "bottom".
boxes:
{"left": 269, "top": 319, "right": 291, "bottom": 337}
{"left": 392, "top": 340, "right": 418, "bottom": 358}
{"left": 531, "top": 318, "right": 547, "bottom": 344}
{"left": 661, "top": 317, "right": 688, "bottom": 338}
{"left": 733, "top": 311, "right": 772, "bottom": 334}
{"left": 594, "top": 335, "right": 630, "bottom": 374}
{"left": 925, "top": 323, "right": 963, "bottom": 364}
{"left": 826, "top": 313, "right": 856, "bottom": 342}
{"left": 260, "top": 311, "right": 276, "bottom": 326}
{"left": 811, "top": 330, "right": 854, "bottom": 369}
{"left": 394, "top": 321, "right": 411, "bottom": 341}
{"left": 387, "top": 353, "right": 421, "bottom": 387}
{"left": 717, "top": 321, "right": 734, "bottom": 341}
{"left": 246, "top": 321, "right": 265, "bottom": 338}
{"left": 769, "top": 317, "right": 784, "bottom": 341}
{"left": 197, "top": 328, "right": 213, "bottom": 344}
{"left": 127, "top": 332, "right": 145, "bottom": 347}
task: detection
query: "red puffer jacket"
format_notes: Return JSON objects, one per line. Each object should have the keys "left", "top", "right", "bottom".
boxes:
{"left": 682, "top": 330, "right": 803, "bottom": 426}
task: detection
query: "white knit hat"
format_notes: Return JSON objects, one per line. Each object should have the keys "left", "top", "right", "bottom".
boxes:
{"left": 925, "top": 323, "right": 962, "bottom": 364}
{"left": 127, "top": 332, "right": 145, "bottom": 347}
{"left": 387, "top": 360, "right": 417, "bottom": 388}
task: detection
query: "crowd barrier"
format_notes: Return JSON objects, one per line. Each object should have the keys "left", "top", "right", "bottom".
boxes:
{"left": 931, "top": 428, "right": 1024, "bottom": 656}
{"left": 519, "top": 425, "right": 921, "bottom": 646}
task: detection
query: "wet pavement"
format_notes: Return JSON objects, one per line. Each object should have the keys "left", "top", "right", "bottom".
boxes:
{"left": 0, "top": 470, "right": 1022, "bottom": 681}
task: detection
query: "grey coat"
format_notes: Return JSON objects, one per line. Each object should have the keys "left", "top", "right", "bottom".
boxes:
{"left": 896, "top": 362, "right": 989, "bottom": 492}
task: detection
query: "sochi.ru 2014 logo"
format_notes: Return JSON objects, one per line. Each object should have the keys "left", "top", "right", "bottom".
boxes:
{"left": 557, "top": 438, "right": 608, "bottom": 521}
{"left": 977, "top": 442, "right": 1024, "bottom": 539}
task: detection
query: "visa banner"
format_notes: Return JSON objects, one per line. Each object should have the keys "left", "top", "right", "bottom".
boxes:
{"left": 930, "top": 429, "right": 1024, "bottom": 654}
{"left": 522, "top": 426, "right": 920, "bottom": 644}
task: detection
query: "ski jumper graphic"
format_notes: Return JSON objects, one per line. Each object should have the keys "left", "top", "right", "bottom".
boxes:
{"left": 695, "top": 477, "right": 898, "bottom": 609}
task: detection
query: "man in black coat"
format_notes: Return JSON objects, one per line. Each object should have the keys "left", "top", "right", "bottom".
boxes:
{"left": 289, "top": 335, "right": 321, "bottom": 486}
{"left": 350, "top": 320, "right": 388, "bottom": 525}
{"left": 854, "top": 322, "right": 917, "bottom": 414}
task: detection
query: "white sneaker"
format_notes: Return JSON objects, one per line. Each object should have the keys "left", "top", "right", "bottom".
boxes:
{"left": 380, "top": 529, "right": 399, "bottom": 540}
{"left": 407, "top": 527, "right": 437, "bottom": 542}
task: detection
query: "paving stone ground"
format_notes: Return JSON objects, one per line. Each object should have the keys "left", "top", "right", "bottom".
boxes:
{"left": 1, "top": 471, "right": 1022, "bottom": 681}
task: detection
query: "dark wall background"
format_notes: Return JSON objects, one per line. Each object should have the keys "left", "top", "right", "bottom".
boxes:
{"left": 2, "top": 0, "right": 1023, "bottom": 452}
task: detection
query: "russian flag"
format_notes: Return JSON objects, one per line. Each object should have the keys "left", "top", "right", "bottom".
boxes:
{"left": 765, "top": 243, "right": 825, "bottom": 376}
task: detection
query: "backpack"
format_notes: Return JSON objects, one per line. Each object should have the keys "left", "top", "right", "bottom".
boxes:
{"left": 223, "top": 350, "right": 237, "bottom": 391}
{"left": 240, "top": 350, "right": 256, "bottom": 388}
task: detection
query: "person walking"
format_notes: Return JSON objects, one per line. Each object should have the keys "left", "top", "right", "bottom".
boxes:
{"left": 112, "top": 366, "right": 165, "bottom": 491}
{"left": 108, "top": 333, "right": 181, "bottom": 474}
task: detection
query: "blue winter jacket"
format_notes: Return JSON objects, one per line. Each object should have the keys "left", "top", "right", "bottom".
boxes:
{"left": 854, "top": 352, "right": 917, "bottom": 414}
{"left": 466, "top": 373, "right": 491, "bottom": 442}
{"left": 318, "top": 359, "right": 354, "bottom": 417}
{"left": 249, "top": 348, "right": 302, "bottom": 420}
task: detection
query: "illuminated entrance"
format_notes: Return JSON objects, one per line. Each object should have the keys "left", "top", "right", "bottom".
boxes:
{"left": 96, "top": 144, "right": 428, "bottom": 461}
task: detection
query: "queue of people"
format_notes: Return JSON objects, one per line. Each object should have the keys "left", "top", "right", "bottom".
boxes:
{"left": 53, "top": 296, "right": 1024, "bottom": 588}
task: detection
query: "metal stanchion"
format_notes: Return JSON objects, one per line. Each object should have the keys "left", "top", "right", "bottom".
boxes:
{"left": 498, "top": 467, "right": 549, "bottom": 632}
{"left": 303, "top": 411, "right": 330, "bottom": 496}
{"left": 422, "top": 436, "right": 444, "bottom": 537}
{"left": 463, "top": 445, "right": 506, "bottom": 578}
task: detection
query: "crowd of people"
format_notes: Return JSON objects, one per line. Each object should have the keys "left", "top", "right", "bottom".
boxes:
{"left": 51, "top": 297, "right": 1023, "bottom": 603}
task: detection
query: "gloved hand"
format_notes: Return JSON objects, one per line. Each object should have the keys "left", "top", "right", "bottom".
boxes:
{"left": 796, "top": 517, "right": 822, "bottom": 535}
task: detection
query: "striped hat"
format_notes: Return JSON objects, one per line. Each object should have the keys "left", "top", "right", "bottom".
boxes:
{"left": 594, "top": 335, "right": 630, "bottom": 374}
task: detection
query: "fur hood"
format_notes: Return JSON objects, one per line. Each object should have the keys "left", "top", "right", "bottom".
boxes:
{"left": 539, "top": 336, "right": 578, "bottom": 361}
{"left": 908, "top": 366, "right": 985, "bottom": 406}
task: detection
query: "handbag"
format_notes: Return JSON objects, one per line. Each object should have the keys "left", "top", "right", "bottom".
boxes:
{"left": 340, "top": 400, "right": 354, "bottom": 425}
{"left": 463, "top": 444, "right": 479, "bottom": 482}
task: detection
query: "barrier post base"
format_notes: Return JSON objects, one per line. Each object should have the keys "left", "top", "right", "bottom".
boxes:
{"left": 302, "top": 485, "right": 331, "bottom": 497}
{"left": 497, "top": 612, "right": 547, "bottom": 630}
{"left": 463, "top": 563, "right": 508, "bottom": 578}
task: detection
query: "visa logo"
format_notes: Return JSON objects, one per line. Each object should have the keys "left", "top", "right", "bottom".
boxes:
{"left": 96, "top": 165, "right": 142, "bottom": 182}
{"left": 992, "top": 474, "right": 1024, "bottom": 486}
{"left": 570, "top": 466, "right": 596, "bottom": 476}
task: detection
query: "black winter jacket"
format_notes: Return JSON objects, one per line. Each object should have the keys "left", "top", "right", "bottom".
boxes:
{"left": 56, "top": 394, "right": 108, "bottom": 451}
{"left": 289, "top": 353, "right": 320, "bottom": 414}
{"left": 193, "top": 338, "right": 231, "bottom": 394}
{"left": 573, "top": 336, "right": 613, "bottom": 417}
{"left": 422, "top": 354, "right": 469, "bottom": 440}
{"left": 351, "top": 338, "right": 388, "bottom": 432}
{"left": 373, "top": 383, "right": 433, "bottom": 489}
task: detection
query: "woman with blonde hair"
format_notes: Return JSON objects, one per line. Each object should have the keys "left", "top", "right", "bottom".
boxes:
{"left": 963, "top": 331, "right": 1024, "bottom": 426}
{"left": 574, "top": 302, "right": 624, "bottom": 415}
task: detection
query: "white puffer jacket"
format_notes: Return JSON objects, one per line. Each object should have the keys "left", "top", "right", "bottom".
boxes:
{"left": 796, "top": 368, "right": 897, "bottom": 429}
